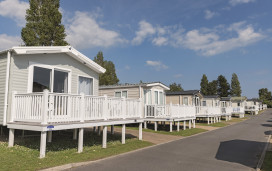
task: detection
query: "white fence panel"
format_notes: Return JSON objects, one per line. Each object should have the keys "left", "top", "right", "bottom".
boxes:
{"left": 11, "top": 92, "right": 142, "bottom": 124}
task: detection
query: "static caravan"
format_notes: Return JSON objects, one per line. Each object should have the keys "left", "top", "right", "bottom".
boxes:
{"left": 202, "top": 95, "right": 220, "bottom": 107}
{"left": 166, "top": 90, "right": 203, "bottom": 107}
{"left": 245, "top": 98, "right": 262, "bottom": 114}
{"left": 0, "top": 46, "right": 144, "bottom": 158}
{"left": 99, "top": 82, "right": 169, "bottom": 108}
{"left": 231, "top": 96, "right": 247, "bottom": 118}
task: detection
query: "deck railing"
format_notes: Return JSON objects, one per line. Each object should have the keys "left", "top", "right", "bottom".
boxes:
{"left": 197, "top": 106, "right": 221, "bottom": 116}
{"left": 145, "top": 104, "right": 195, "bottom": 119}
{"left": 244, "top": 105, "right": 259, "bottom": 111}
{"left": 221, "top": 107, "right": 233, "bottom": 115}
{"left": 232, "top": 107, "right": 245, "bottom": 114}
{"left": 10, "top": 90, "right": 142, "bottom": 124}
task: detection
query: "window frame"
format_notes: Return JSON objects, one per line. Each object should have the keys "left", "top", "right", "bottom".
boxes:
{"left": 183, "top": 96, "right": 189, "bottom": 105}
{"left": 144, "top": 89, "right": 152, "bottom": 104}
{"left": 153, "top": 89, "right": 164, "bottom": 105}
{"left": 114, "top": 90, "right": 128, "bottom": 98}
{"left": 28, "top": 61, "right": 71, "bottom": 93}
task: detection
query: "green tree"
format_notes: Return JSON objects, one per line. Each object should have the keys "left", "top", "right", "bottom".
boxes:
{"left": 207, "top": 80, "right": 217, "bottom": 95}
{"left": 94, "top": 51, "right": 119, "bottom": 85}
{"left": 200, "top": 74, "right": 209, "bottom": 95}
{"left": 217, "top": 75, "right": 230, "bottom": 97}
{"left": 259, "top": 88, "right": 272, "bottom": 108}
{"left": 21, "top": 0, "right": 68, "bottom": 46}
{"left": 230, "top": 73, "right": 242, "bottom": 96}
{"left": 259, "top": 88, "right": 272, "bottom": 101}
{"left": 168, "top": 83, "right": 183, "bottom": 92}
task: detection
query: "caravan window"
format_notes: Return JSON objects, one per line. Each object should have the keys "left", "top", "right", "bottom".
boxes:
{"left": 32, "top": 66, "right": 69, "bottom": 93}
{"left": 183, "top": 97, "right": 188, "bottom": 105}
{"left": 78, "top": 76, "right": 93, "bottom": 95}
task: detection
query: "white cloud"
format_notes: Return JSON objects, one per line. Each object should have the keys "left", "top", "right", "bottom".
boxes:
{"left": 229, "top": 0, "right": 256, "bottom": 6}
{"left": 66, "top": 11, "right": 127, "bottom": 49}
{"left": 0, "top": 34, "right": 21, "bottom": 50}
{"left": 152, "top": 37, "right": 168, "bottom": 46}
{"left": 146, "top": 60, "right": 168, "bottom": 71}
{"left": 204, "top": 10, "right": 217, "bottom": 20}
{"left": 183, "top": 25, "right": 264, "bottom": 56}
{"left": 132, "top": 20, "right": 156, "bottom": 45}
{"left": 133, "top": 20, "right": 264, "bottom": 56}
{"left": 0, "top": 0, "right": 28, "bottom": 26}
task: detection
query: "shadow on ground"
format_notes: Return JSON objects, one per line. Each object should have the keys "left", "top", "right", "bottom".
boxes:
{"left": 215, "top": 139, "right": 265, "bottom": 168}
{"left": 0, "top": 127, "right": 137, "bottom": 152}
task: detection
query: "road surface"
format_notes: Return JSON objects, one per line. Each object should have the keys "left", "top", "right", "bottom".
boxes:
{"left": 70, "top": 110, "right": 272, "bottom": 171}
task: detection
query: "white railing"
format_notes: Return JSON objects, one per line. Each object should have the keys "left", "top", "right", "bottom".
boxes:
{"left": 198, "top": 106, "right": 221, "bottom": 116}
{"left": 232, "top": 107, "right": 244, "bottom": 114}
{"left": 221, "top": 107, "right": 233, "bottom": 115}
{"left": 145, "top": 104, "right": 195, "bottom": 119}
{"left": 244, "top": 105, "right": 259, "bottom": 111}
{"left": 10, "top": 90, "right": 142, "bottom": 124}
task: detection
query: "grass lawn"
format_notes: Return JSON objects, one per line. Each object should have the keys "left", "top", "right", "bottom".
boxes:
{"left": 261, "top": 151, "right": 272, "bottom": 171}
{"left": 142, "top": 127, "right": 208, "bottom": 136}
{"left": 0, "top": 130, "right": 152, "bottom": 171}
{"left": 116, "top": 124, "right": 207, "bottom": 136}
{"left": 196, "top": 122, "right": 228, "bottom": 127}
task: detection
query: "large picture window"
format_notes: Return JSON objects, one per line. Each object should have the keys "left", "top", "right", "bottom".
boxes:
{"left": 78, "top": 76, "right": 93, "bottom": 95}
{"left": 33, "top": 67, "right": 51, "bottom": 92}
{"left": 32, "top": 66, "right": 69, "bottom": 93}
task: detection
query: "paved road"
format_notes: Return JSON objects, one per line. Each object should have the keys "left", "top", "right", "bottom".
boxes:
{"left": 70, "top": 110, "right": 272, "bottom": 171}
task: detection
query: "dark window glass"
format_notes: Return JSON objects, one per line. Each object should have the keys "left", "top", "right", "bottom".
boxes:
{"left": 32, "top": 66, "right": 51, "bottom": 92}
{"left": 53, "top": 70, "right": 68, "bottom": 93}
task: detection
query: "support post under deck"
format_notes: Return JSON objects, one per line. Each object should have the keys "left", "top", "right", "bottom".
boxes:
{"left": 122, "top": 124, "right": 126, "bottom": 144}
{"left": 78, "top": 128, "right": 84, "bottom": 153}
{"left": 177, "top": 121, "right": 180, "bottom": 132}
{"left": 40, "top": 131, "right": 47, "bottom": 158}
{"left": 8, "top": 129, "right": 15, "bottom": 147}
{"left": 139, "top": 123, "right": 142, "bottom": 140}
{"left": 170, "top": 121, "right": 173, "bottom": 132}
{"left": 102, "top": 126, "right": 107, "bottom": 148}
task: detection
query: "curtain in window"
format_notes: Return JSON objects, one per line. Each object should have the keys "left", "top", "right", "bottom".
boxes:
{"left": 183, "top": 97, "right": 188, "bottom": 105}
{"left": 148, "top": 90, "right": 151, "bottom": 104}
{"left": 155, "top": 91, "right": 158, "bottom": 104}
{"left": 159, "top": 92, "right": 163, "bottom": 105}
{"left": 78, "top": 76, "right": 93, "bottom": 95}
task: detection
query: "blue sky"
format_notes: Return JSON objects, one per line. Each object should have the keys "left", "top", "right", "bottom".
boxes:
{"left": 0, "top": 0, "right": 272, "bottom": 98}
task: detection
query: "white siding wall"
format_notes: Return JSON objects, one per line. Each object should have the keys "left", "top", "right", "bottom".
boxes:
{"left": 6, "top": 53, "right": 100, "bottom": 122}
{"left": 0, "top": 53, "right": 7, "bottom": 125}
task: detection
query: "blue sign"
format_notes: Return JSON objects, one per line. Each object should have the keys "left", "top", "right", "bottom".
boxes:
{"left": 47, "top": 125, "right": 54, "bottom": 129}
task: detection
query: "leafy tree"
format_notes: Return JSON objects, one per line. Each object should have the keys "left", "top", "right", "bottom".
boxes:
{"left": 259, "top": 88, "right": 272, "bottom": 101}
{"left": 169, "top": 83, "right": 183, "bottom": 92}
{"left": 217, "top": 75, "right": 230, "bottom": 97}
{"left": 94, "top": 51, "right": 119, "bottom": 85}
{"left": 230, "top": 73, "right": 242, "bottom": 96}
{"left": 259, "top": 88, "right": 272, "bottom": 108}
{"left": 200, "top": 74, "right": 209, "bottom": 95}
{"left": 207, "top": 80, "right": 217, "bottom": 95}
{"left": 21, "top": 0, "right": 68, "bottom": 46}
